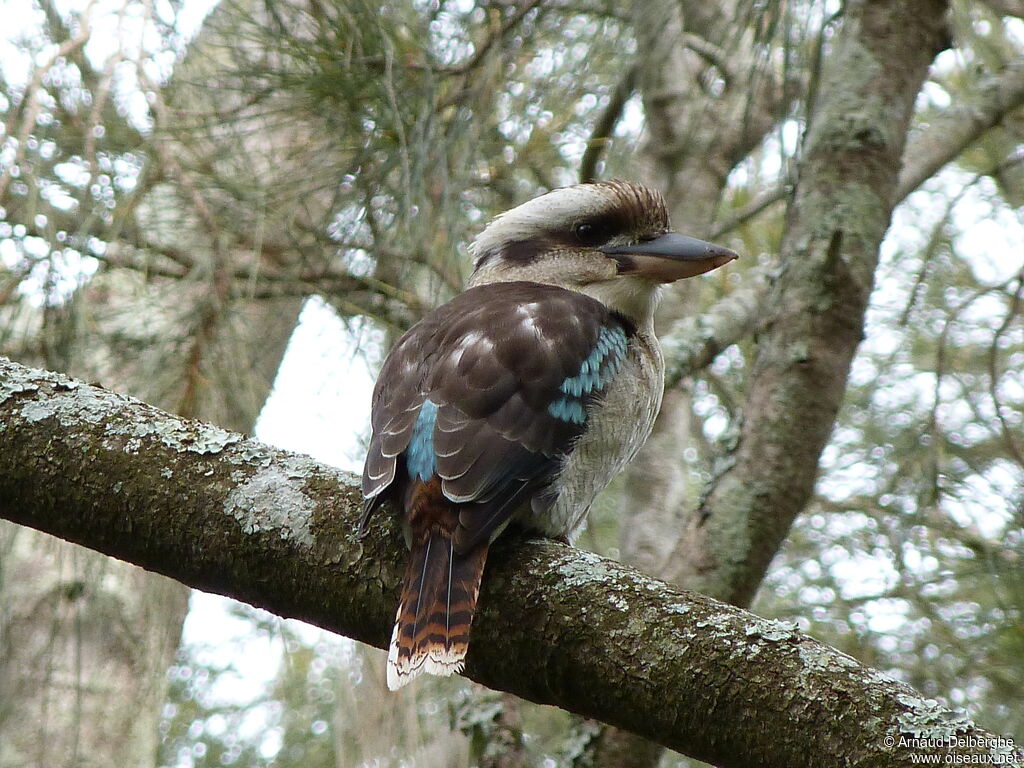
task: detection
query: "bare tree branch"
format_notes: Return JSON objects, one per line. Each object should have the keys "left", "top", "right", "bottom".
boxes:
{"left": 579, "top": 65, "right": 639, "bottom": 184}
{"left": 660, "top": 279, "right": 768, "bottom": 387}
{"left": 0, "top": 356, "right": 1018, "bottom": 768}
{"left": 896, "top": 59, "right": 1024, "bottom": 201}
{"left": 666, "top": 57, "right": 1024, "bottom": 396}
{"left": 706, "top": 58, "right": 1024, "bottom": 242}
{"left": 708, "top": 184, "right": 789, "bottom": 239}
{"left": 986, "top": 269, "right": 1024, "bottom": 468}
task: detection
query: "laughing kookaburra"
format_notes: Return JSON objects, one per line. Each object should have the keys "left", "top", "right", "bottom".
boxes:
{"left": 359, "top": 180, "right": 738, "bottom": 689}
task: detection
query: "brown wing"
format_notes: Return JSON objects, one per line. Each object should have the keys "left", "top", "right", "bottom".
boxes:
{"left": 360, "top": 281, "right": 630, "bottom": 551}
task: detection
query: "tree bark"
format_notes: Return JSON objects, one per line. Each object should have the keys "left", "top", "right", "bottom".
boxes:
{"left": 1, "top": 357, "right": 1017, "bottom": 768}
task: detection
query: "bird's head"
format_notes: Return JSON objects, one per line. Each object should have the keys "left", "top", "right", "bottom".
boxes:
{"left": 468, "top": 180, "right": 738, "bottom": 325}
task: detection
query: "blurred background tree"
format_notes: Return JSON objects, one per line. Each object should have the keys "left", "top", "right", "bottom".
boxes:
{"left": 0, "top": 0, "right": 1021, "bottom": 766}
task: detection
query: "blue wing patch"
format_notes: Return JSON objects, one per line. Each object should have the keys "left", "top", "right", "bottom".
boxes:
{"left": 548, "top": 398, "right": 587, "bottom": 424}
{"left": 407, "top": 400, "right": 439, "bottom": 480}
{"left": 548, "top": 325, "right": 628, "bottom": 424}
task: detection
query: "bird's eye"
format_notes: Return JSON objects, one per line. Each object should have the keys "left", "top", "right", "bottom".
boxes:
{"left": 572, "top": 220, "right": 611, "bottom": 246}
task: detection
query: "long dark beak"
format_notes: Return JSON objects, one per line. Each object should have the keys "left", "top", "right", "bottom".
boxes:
{"left": 600, "top": 233, "right": 739, "bottom": 282}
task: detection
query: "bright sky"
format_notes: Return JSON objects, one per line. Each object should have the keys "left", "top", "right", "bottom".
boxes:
{"left": 254, "top": 297, "right": 376, "bottom": 473}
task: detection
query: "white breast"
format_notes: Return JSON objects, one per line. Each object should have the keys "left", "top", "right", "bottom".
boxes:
{"left": 522, "top": 331, "right": 664, "bottom": 539}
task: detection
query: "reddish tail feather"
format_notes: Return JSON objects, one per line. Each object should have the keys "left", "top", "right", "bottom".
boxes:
{"left": 387, "top": 496, "right": 489, "bottom": 690}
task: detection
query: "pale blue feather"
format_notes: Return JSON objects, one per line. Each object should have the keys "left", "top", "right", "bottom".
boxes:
{"left": 407, "top": 400, "right": 439, "bottom": 480}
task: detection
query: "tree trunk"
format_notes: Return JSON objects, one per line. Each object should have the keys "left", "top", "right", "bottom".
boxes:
{"left": 667, "top": 0, "right": 950, "bottom": 605}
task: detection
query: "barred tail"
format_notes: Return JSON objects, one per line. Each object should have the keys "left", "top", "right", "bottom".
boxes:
{"left": 387, "top": 530, "right": 488, "bottom": 690}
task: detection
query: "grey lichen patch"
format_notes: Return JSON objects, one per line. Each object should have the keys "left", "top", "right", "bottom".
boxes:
{"left": 68, "top": 387, "right": 120, "bottom": 424}
{"left": 555, "top": 549, "right": 612, "bottom": 587}
{"left": 20, "top": 400, "right": 59, "bottom": 423}
{"left": 608, "top": 593, "right": 628, "bottom": 611}
{"left": 815, "top": 184, "right": 889, "bottom": 260}
{"left": 797, "top": 640, "right": 860, "bottom": 673}
{"left": 694, "top": 613, "right": 734, "bottom": 632}
{"left": 0, "top": 378, "right": 39, "bottom": 405}
{"left": 336, "top": 468, "right": 363, "bottom": 489}
{"left": 224, "top": 465, "right": 315, "bottom": 548}
{"left": 11, "top": 384, "right": 126, "bottom": 427}
{"left": 863, "top": 666, "right": 905, "bottom": 689}
{"left": 744, "top": 618, "right": 799, "bottom": 643}
{"left": 809, "top": 39, "right": 886, "bottom": 152}
{"left": 235, "top": 441, "right": 275, "bottom": 467}
{"left": 895, "top": 695, "right": 974, "bottom": 740}
{"left": 152, "top": 419, "right": 242, "bottom": 455}
{"left": 281, "top": 453, "right": 315, "bottom": 478}
{"left": 553, "top": 551, "right": 657, "bottom": 608}
{"left": 16, "top": 384, "right": 108, "bottom": 426}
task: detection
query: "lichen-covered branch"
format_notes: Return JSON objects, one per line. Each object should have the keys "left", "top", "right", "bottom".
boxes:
{"left": 0, "top": 357, "right": 1017, "bottom": 768}
{"left": 660, "top": 278, "right": 768, "bottom": 387}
